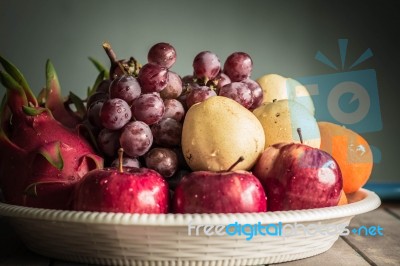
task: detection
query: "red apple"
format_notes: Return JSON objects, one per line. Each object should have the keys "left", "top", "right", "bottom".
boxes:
{"left": 73, "top": 149, "right": 169, "bottom": 213}
{"left": 253, "top": 141, "right": 342, "bottom": 211}
{"left": 172, "top": 158, "right": 267, "bottom": 213}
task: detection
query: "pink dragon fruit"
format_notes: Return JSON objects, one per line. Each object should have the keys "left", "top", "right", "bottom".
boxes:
{"left": 0, "top": 55, "right": 103, "bottom": 210}
{"left": 38, "top": 60, "right": 84, "bottom": 129}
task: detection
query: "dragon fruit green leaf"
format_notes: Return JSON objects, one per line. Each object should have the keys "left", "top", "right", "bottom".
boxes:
{"left": 45, "top": 60, "right": 82, "bottom": 128}
{"left": 45, "top": 59, "right": 62, "bottom": 103}
{"left": 23, "top": 180, "right": 68, "bottom": 197}
{"left": 0, "top": 55, "right": 37, "bottom": 107}
{"left": 22, "top": 105, "right": 51, "bottom": 116}
{"left": 36, "top": 141, "right": 64, "bottom": 170}
{"left": 0, "top": 70, "right": 28, "bottom": 114}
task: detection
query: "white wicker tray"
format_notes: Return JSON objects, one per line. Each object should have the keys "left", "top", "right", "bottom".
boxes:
{"left": 0, "top": 188, "right": 380, "bottom": 266}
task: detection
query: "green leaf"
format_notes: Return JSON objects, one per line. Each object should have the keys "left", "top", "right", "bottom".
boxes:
{"left": 37, "top": 141, "right": 64, "bottom": 170}
{"left": 0, "top": 55, "right": 37, "bottom": 106}
{"left": 45, "top": 60, "right": 62, "bottom": 99}
{"left": 89, "top": 57, "right": 109, "bottom": 79}
{"left": 68, "top": 92, "right": 86, "bottom": 117}
{"left": 88, "top": 70, "right": 106, "bottom": 97}
{"left": 36, "top": 87, "right": 47, "bottom": 106}
{"left": 0, "top": 70, "right": 25, "bottom": 95}
{"left": 0, "top": 70, "right": 28, "bottom": 112}
{"left": 22, "top": 106, "right": 50, "bottom": 116}
{"left": 24, "top": 180, "right": 68, "bottom": 197}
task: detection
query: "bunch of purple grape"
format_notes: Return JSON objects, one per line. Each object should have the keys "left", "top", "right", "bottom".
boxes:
{"left": 181, "top": 51, "right": 263, "bottom": 110}
{"left": 86, "top": 42, "right": 186, "bottom": 179}
{"left": 85, "top": 42, "right": 263, "bottom": 186}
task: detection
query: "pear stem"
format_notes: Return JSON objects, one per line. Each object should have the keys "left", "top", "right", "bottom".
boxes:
{"left": 118, "top": 148, "right": 124, "bottom": 173}
{"left": 226, "top": 156, "right": 244, "bottom": 172}
{"left": 297, "top": 128, "right": 304, "bottom": 144}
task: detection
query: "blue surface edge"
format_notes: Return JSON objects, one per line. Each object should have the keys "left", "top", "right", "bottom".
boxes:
{"left": 364, "top": 182, "right": 400, "bottom": 201}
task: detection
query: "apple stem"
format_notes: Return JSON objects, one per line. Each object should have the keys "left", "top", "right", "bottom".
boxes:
{"left": 297, "top": 128, "right": 304, "bottom": 144}
{"left": 273, "top": 99, "right": 277, "bottom": 103}
{"left": 227, "top": 156, "right": 245, "bottom": 172}
{"left": 118, "top": 148, "right": 124, "bottom": 173}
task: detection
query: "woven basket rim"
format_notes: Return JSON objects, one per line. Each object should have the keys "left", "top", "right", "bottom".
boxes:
{"left": 0, "top": 188, "right": 380, "bottom": 226}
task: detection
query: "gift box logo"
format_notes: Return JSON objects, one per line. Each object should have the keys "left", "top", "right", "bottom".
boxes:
{"left": 296, "top": 39, "right": 382, "bottom": 134}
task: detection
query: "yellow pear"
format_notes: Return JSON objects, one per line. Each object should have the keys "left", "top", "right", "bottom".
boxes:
{"left": 256, "top": 74, "right": 315, "bottom": 115}
{"left": 181, "top": 96, "right": 265, "bottom": 171}
{"left": 253, "top": 99, "right": 320, "bottom": 148}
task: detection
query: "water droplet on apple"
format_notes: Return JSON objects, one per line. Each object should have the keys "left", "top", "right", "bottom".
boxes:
{"left": 194, "top": 194, "right": 198, "bottom": 198}
{"left": 100, "top": 179, "right": 109, "bottom": 186}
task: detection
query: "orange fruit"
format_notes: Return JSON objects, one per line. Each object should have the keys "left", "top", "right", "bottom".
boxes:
{"left": 318, "top": 121, "right": 373, "bottom": 194}
{"left": 337, "top": 190, "right": 348, "bottom": 205}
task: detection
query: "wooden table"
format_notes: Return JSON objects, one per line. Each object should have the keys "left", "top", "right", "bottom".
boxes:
{"left": 1, "top": 204, "right": 399, "bottom": 266}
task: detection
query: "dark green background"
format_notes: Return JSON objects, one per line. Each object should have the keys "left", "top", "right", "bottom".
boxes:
{"left": 0, "top": 0, "right": 398, "bottom": 184}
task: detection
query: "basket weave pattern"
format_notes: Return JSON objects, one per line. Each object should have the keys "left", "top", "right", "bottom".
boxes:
{"left": 0, "top": 189, "right": 380, "bottom": 265}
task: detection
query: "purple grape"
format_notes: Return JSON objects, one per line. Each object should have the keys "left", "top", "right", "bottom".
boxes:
{"left": 87, "top": 92, "right": 108, "bottom": 108}
{"left": 100, "top": 98, "right": 132, "bottom": 130}
{"left": 219, "top": 82, "right": 253, "bottom": 109}
{"left": 160, "top": 71, "right": 183, "bottom": 99}
{"left": 193, "top": 51, "right": 221, "bottom": 81}
{"left": 87, "top": 100, "right": 104, "bottom": 128}
{"left": 186, "top": 85, "right": 217, "bottom": 108}
{"left": 223, "top": 52, "right": 253, "bottom": 82}
{"left": 147, "top": 42, "right": 177, "bottom": 68}
{"left": 111, "top": 157, "right": 140, "bottom": 168}
{"left": 96, "top": 79, "right": 112, "bottom": 93}
{"left": 163, "top": 99, "right": 185, "bottom": 121}
{"left": 151, "top": 118, "right": 182, "bottom": 147}
{"left": 145, "top": 148, "right": 178, "bottom": 178}
{"left": 97, "top": 128, "right": 121, "bottom": 157}
{"left": 215, "top": 73, "right": 231, "bottom": 91}
{"left": 137, "top": 63, "right": 168, "bottom": 93}
{"left": 181, "top": 75, "right": 196, "bottom": 86}
{"left": 120, "top": 121, "right": 153, "bottom": 157}
{"left": 177, "top": 92, "right": 189, "bottom": 112}
{"left": 131, "top": 93, "right": 165, "bottom": 125}
{"left": 242, "top": 79, "right": 263, "bottom": 110}
{"left": 109, "top": 75, "right": 141, "bottom": 105}
{"left": 110, "top": 59, "right": 128, "bottom": 79}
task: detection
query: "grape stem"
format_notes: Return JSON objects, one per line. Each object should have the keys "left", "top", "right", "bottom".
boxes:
{"left": 118, "top": 148, "right": 124, "bottom": 173}
{"left": 102, "top": 42, "right": 127, "bottom": 75}
{"left": 102, "top": 42, "right": 118, "bottom": 63}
